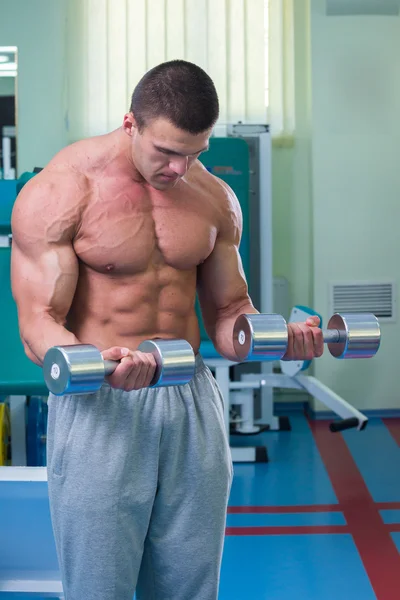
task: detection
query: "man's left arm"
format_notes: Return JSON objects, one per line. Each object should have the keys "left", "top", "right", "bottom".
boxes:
{"left": 197, "top": 185, "right": 324, "bottom": 362}
{"left": 197, "top": 198, "right": 257, "bottom": 361}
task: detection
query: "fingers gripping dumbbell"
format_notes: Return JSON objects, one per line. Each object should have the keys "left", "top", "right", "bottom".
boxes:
{"left": 233, "top": 312, "right": 381, "bottom": 362}
{"left": 43, "top": 339, "right": 195, "bottom": 396}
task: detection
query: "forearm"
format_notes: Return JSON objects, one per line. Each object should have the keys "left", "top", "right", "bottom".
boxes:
{"left": 20, "top": 314, "right": 80, "bottom": 366}
{"left": 212, "top": 302, "right": 259, "bottom": 361}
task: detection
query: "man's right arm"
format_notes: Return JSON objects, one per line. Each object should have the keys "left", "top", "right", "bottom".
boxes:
{"left": 11, "top": 172, "right": 82, "bottom": 366}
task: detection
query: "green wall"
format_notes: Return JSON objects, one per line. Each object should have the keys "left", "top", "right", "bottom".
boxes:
{"left": 273, "top": 0, "right": 399, "bottom": 412}
{"left": 0, "top": 0, "right": 68, "bottom": 174}
{"left": 310, "top": 0, "right": 400, "bottom": 410}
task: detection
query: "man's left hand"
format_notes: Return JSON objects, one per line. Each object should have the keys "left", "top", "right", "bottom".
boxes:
{"left": 282, "top": 315, "right": 324, "bottom": 361}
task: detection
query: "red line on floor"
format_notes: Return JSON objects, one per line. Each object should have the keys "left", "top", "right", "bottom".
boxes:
{"left": 225, "top": 525, "right": 400, "bottom": 535}
{"left": 228, "top": 502, "right": 400, "bottom": 514}
{"left": 308, "top": 419, "right": 400, "bottom": 600}
{"left": 376, "top": 502, "right": 400, "bottom": 510}
{"left": 382, "top": 418, "right": 400, "bottom": 447}
{"left": 228, "top": 505, "right": 342, "bottom": 514}
{"left": 226, "top": 525, "right": 349, "bottom": 536}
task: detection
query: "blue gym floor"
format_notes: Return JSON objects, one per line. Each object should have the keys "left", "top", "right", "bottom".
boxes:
{"left": 221, "top": 412, "right": 400, "bottom": 600}
{"left": 2, "top": 412, "right": 400, "bottom": 599}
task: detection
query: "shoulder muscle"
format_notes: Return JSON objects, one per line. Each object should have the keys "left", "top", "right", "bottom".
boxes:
{"left": 11, "top": 167, "right": 88, "bottom": 251}
{"left": 212, "top": 177, "right": 243, "bottom": 244}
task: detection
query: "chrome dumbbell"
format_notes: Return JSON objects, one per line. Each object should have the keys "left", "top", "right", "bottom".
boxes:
{"left": 233, "top": 312, "right": 381, "bottom": 362}
{"left": 43, "top": 339, "right": 195, "bottom": 396}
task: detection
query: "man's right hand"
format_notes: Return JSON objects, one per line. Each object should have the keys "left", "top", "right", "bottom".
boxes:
{"left": 101, "top": 347, "right": 158, "bottom": 391}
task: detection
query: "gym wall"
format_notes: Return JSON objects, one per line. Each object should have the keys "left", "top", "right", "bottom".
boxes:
{"left": 309, "top": 0, "right": 400, "bottom": 411}
{"left": 273, "top": 0, "right": 399, "bottom": 412}
{"left": 271, "top": 0, "right": 399, "bottom": 412}
{"left": 0, "top": 0, "right": 68, "bottom": 173}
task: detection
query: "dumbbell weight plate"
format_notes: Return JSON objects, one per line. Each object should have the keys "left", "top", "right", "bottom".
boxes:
{"left": 43, "top": 344, "right": 107, "bottom": 396}
{"left": 233, "top": 314, "right": 288, "bottom": 362}
{"left": 137, "top": 339, "right": 195, "bottom": 387}
{"left": 326, "top": 313, "right": 381, "bottom": 359}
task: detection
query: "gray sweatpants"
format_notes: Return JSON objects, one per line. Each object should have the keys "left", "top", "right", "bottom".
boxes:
{"left": 46, "top": 354, "right": 233, "bottom": 600}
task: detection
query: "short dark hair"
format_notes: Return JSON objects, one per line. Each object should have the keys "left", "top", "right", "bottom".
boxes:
{"left": 130, "top": 60, "right": 219, "bottom": 134}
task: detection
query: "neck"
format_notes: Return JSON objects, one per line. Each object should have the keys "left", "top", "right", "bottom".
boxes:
{"left": 106, "top": 128, "right": 145, "bottom": 183}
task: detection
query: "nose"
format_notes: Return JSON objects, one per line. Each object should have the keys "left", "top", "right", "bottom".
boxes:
{"left": 170, "top": 157, "right": 188, "bottom": 177}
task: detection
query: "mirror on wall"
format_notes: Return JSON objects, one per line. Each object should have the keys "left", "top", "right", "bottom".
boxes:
{"left": 0, "top": 46, "right": 17, "bottom": 179}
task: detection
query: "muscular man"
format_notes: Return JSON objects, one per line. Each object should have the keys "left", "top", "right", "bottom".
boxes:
{"left": 11, "top": 60, "right": 323, "bottom": 600}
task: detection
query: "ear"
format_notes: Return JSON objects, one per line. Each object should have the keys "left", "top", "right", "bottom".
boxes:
{"left": 122, "top": 112, "right": 137, "bottom": 136}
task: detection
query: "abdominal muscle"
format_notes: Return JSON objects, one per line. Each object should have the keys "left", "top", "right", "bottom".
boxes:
{"left": 66, "top": 263, "right": 202, "bottom": 354}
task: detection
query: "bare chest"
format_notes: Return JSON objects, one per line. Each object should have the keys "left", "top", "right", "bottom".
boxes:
{"left": 74, "top": 180, "right": 217, "bottom": 274}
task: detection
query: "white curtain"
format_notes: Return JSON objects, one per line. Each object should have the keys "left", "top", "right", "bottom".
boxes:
{"left": 66, "top": 0, "right": 269, "bottom": 141}
{"left": 268, "top": 0, "right": 295, "bottom": 139}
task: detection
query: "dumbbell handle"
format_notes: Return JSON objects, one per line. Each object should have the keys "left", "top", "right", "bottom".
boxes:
{"left": 103, "top": 360, "right": 119, "bottom": 375}
{"left": 103, "top": 350, "right": 165, "bottom": 376}
{"left": 322, "top": 329, "right": 347, "bottom": 344}
{"left": 102, "top": 341, "right": 195, "bottom": 379}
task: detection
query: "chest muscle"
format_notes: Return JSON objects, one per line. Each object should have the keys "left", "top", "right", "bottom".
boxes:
{"left": 73, "top": 182, "right": 217, "bottom": 274}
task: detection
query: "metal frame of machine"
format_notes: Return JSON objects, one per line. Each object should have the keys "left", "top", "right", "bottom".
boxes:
{"left": 204, "top": 123, "right": 371, "bottom": 463}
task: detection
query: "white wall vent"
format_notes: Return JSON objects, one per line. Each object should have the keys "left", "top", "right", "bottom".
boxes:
{"left": 329, "top": 281, "right": 396, "bottom": 322}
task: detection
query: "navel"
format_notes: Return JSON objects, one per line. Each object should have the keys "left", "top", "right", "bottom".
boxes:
{"left": 105, "top": 264, "right": 115, "bottom": 272}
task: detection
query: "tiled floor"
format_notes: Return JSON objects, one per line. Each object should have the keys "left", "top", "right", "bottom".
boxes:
{"left": 220, "top": 414, "right": 400, "bottom": 599}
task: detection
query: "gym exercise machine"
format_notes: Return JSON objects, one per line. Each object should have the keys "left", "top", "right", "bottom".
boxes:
{"left": 231, "top": 305, "right": 380, "bottom": 433}
{"left": 199, "top": 124, "right": 277, "bottom": 463}
{"left": 1, "top": 125, "right": 16, "bottom": 180}
{"left": 200, "top": 124, "right": 378, "bottom": 463}
{"left": 205, "top": 304, "right": 381, "bottom": 463}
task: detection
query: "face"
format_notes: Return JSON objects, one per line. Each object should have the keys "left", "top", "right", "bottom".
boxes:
{"left": 123, "top": 114, "right": 211, "bottom": 190}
